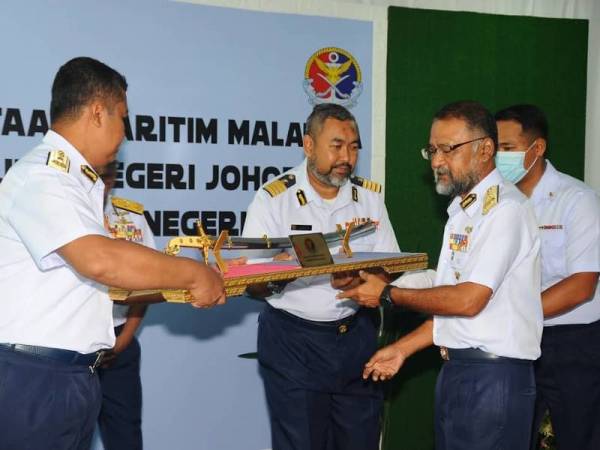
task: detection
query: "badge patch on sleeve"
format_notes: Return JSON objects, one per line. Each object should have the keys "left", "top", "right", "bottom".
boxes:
{"left": 449, "top": 233, "right": 469, "bottom": 252}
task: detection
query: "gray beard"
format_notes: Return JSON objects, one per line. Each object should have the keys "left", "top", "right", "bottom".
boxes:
{"left": 307, "top": 157, "right": 352, "bottom": 188}
{"left": 434, "top": 167, "right": 479, "bottom": 197}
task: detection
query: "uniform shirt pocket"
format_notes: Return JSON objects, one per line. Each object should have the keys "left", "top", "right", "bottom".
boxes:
{"left": 540, "top": 228, "right": 567, "bottom": 278}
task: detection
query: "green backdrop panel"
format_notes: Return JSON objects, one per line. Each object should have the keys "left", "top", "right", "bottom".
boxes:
{"left": 383, "top": 7, "right": 588, "bottom": 450}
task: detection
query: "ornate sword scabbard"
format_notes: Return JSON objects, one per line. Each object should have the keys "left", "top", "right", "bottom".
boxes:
{"left": 164, "top": 221, "right": 230, "bottom": 273}
{"left": 341, "top": 222, "right": 354, "bottom": 257}
{"left": 212, "top": 229, "right": 229, "bottom": 273}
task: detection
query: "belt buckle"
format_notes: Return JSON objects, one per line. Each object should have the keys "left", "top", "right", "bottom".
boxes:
{"left": 440, "top": 346, "right": 449, "bottom": 361}
{"left": 89, "top": 350, "right": 106, "bottom": 374}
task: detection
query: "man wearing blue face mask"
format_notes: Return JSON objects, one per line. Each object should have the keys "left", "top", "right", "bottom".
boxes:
{"left": 496, "top": 104, "right": 600, "bottom": 450}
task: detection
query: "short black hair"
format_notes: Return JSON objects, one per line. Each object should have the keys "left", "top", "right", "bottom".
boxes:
{"left": 434, "top": 100, "right": 498, "bottom": 149}
{"left": 305, "top": 103, "right": 359, "bottom": 140}
{"left": 50, "top": 57, "right": 128, "bottom": 124}
{"left": 495, "top": 104, "right": 549, "bottom": 142}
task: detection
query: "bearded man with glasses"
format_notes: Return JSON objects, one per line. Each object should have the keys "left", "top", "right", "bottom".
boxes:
{"left": 338, "top": 100, "right": 543, "bottom": 450}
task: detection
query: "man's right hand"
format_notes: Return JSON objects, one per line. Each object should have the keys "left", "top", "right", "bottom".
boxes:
{"left": 189, "top": 264, "right": 226, "bottom": 308}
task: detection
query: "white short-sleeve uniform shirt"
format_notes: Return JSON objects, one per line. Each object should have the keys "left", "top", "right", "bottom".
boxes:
{"left": 433, "top": 169, "right": 543, "bottom": 360}
{"left": 531, "top": 160, "right": 600, "bottom": 326}
{"left": 243, "top": 159, "right": 400, "bottom": 322}
{"left": 105, "top": 197, "right": 156, "bottom": 327}
{"left": 0, "top": 130, "right": 114, "bottom": 353}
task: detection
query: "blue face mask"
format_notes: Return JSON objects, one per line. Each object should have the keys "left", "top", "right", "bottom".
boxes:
{"left": 495, "top": 141, "right": 537, "bottom": 184}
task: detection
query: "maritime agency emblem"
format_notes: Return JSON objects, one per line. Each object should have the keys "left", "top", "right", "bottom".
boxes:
{"left": 303, "top": 47, "right": 362, "bottom": 108}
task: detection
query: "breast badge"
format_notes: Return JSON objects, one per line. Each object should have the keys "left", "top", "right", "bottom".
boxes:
{"left": 449, "top": 233, "right": 468, "bottom": 252}
{"left": 107, "top": 220, "right": 143, "bottom": 242}
{"left": 108, "top": 197, "right": 145, "bottom": 242}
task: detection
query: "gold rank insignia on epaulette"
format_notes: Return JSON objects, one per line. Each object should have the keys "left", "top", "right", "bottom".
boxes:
{"left": 296, "top": 189, "right": 307, "bottom": 206}
{"left": 483, "top": 185, "right": 499, "bottom": 215}
{"left": 111, "top": 196, "right": 144, "bottom": 215}
{"left": 80, "top": 165, "right": 98, "bottom": 183}
{"left": 46, "top": 150, "right": 70, "bottom": 173}
{"left": 263, "top": 174, "right": 296, "bottom": 197}
{"left": 350, "top": 176, "right": 382, "bottom": 194}
{"left": 460, "top": 193, "right": 477, "bottom": 210}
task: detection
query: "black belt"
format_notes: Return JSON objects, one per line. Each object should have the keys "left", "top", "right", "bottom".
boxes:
{"left": 0, "top": 343, "right": 107, "bottom": 373}
{"left": 439, "top": 347, "right": 530, "bottom": 363}
{"left": 269, "top": 305, "right": 358, "bottom": 334}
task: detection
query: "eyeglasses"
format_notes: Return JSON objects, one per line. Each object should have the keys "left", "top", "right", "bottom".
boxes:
{"left": 420, "top": 136, "right": 488, "bottom": 160}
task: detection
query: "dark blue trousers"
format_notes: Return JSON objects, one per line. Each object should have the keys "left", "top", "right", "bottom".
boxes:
{"left": 258, "top": 305, "right": 383, "bottom": 450}
{"left": 97, "top": 326, "right": 143, "bottom": 450}
{"left": 530, "top": 320, "right": 600, "bottom": 450}
{"left": 435, "top": 358, "right": 536, "bottom": 450}
{"left": 0, "top": 345, "right": 101, "bottom": 450}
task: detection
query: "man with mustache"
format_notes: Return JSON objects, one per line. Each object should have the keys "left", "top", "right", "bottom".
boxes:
{"left": 338, "top": 101, "right": 543, "bottom": 449}
{"left": 0, "top": 57, "right": 225, "bottom": 450}
{"left": 243, "top": 103, "right": 400, "bottom": 450}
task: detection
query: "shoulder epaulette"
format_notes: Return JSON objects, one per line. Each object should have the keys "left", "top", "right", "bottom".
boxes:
{"left": 46, "top": 150, "right": 70, "bottom": 173}
{"left": 111, "top": 196, "right": 144, "bottom": 215}
{"left": 482, "top": 185, "right": 499, "bottom": 215}
{"left": 350, "top": 176, "right": 381, "bottom": 194}
{"left": 263, "top": 174, "right": 296, "bottom": 197}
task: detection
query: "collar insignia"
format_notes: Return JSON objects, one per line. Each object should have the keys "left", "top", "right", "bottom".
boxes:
{"left": 80, "top": 165, "right": 98, "bottom": 183}
{"left": 296, "top": 189, "right": 307, "bottom": 206}
{"left": 460, "top": 193, "right": 477, "bottom": 210}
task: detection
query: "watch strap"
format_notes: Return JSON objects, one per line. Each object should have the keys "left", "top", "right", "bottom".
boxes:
{"left": 380, "top": 284, "right": 394, "bottom": 309}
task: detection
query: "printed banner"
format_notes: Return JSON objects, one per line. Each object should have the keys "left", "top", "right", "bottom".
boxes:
{"left": 0, "top": 1, "right": 373, "bottom": 449}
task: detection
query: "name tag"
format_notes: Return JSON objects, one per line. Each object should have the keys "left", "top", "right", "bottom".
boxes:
{"left": 291, "top": 224, "right": 312, "bottom": 231}
{"left": 539, "top": 224, "right": 563, "bottom": 230}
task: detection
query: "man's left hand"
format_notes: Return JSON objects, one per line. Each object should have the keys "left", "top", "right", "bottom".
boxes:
{"left": 100, "top": 332, "right": 134, "bottom": 368}
{"left": 336, "top": 270, "right": 387, "bottom": 308}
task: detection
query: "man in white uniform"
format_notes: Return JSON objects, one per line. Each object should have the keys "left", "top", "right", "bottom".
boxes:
{"left": 243, "top": 103, "right": 400, "bottom": 450}
{"left": 339, "top": 101, "right": 543, "bottom": 450}
{"left": 495, "top": 104, "right": 600, "bottom": 450}
{"left": 0, "top": 57, "right": 225, "bottom": 450}
{"left": 97, "top": 160, "right": 157, "bottom": 450}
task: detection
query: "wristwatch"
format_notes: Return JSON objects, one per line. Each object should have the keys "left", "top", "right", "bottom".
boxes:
{"left": 379, "top": 284, "right": 395, "bottom": 309}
